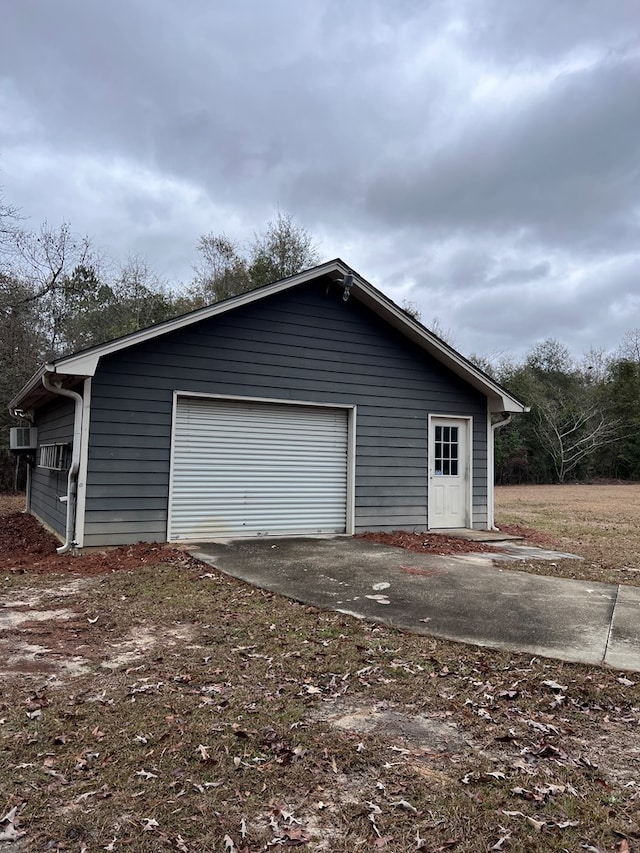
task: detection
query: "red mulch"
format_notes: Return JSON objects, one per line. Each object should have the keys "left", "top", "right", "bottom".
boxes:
{"left": 0, "top": 511, "right": 200, "bottom": 576}
{"left": 1, "top": 497, "right": 541, "bottom": 575}
{"left": 356, "top": 530, "right": 501, "bottom": 555}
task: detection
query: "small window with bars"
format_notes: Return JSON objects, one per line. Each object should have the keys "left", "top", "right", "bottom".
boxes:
{"left": 38, "top": 443, "right": 70, "bottom": 471}
{"left": 434, "top": 425, "right": 459, "bottom": 476}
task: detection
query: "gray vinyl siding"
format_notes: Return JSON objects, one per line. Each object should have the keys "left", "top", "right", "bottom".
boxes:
{"left": 84, "top": 280, "right": 487, "bottom": 546}
{"left": 30, "top": 395, "right": 75, "bottom": 539}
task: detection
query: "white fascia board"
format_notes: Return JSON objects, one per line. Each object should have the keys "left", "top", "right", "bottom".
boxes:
{"left": 11, "top": 257, "right": 527, "bottom": 415}
{"left": 52, "top": 259, "right": 347, "bottom": 377}
{"left": 8, "top": 367, "right": 44, "bottom": 413}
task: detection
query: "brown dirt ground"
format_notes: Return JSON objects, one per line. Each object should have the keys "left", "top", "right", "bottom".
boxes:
{"left": 1, "top": 491, "right": 639, "bottom": 852}
{"left": 0, "top": 495, "right": 201, "bottom": 576}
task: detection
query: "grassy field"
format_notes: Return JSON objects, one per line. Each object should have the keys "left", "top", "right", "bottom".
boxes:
{"left": 1, "top": 487, "right": 639, "bottom": 852}
{"left": 495, "top": 483, "right": 640, "bottom": 586}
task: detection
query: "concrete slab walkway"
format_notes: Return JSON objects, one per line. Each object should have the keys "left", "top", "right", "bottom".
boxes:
{"left": 191, "top": 537, "right": 640, "bottom": 673}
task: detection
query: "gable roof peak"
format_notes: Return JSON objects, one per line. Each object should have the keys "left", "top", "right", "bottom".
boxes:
{"left": 9, "top": 259, "right": 527, "bottom": 415}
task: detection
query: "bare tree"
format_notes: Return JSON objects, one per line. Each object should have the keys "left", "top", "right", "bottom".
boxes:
{"left": 248, "top": 212, "right": 319, "bottom": 285}
{"left": 192, "top": 234, "right": 250, "bottom": 304}
{"left": 5, "top": 222, "right": 93, "bottom": 355}
{"left": 401, "top": 299, "right": 421, "bottom": 321}
{"left": 429, "top": 315, "right": 456, "bottom": 345}
{"left": 0, "top": 191, "right": 21, "bottom": 250}
{"left": 10, "top": 222, "right": 91, "bottom": 303}
{"left": 192, "top": 212, "right": 320, "bottom": 305}
{"left": 578, "top": 346, "right": 611, "bottom": 385}
{"left": 617, "top": 328, "right": 640, "bottom": 363}
{"left": 534, "top": 394, "right": 621, "bottom": 482}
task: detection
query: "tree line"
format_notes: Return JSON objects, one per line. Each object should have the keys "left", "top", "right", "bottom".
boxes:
{"left": 2, "top": 190, "right": 639, "bottom": 489}
{"left": 478, "top": 337, "right": 640, "bottom": 485}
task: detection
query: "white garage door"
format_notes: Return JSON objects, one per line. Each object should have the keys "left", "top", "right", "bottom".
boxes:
{"left": 169, "top": 397, "right": 349, "bottom": 540}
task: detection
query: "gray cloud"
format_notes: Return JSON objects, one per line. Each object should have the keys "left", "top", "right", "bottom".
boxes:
{"left": 1, "top": 0, "right": 639, "bottom": 361}
{"left": 365, "top": 54, "right": 640, "bottom": 249}
{"left": 462, "top": 0, "right": 639, "bottom": 63}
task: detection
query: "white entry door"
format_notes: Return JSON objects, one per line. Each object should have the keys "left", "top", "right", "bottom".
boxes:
{"left": 428, "top": 416, "right": 471, "bottom": 529}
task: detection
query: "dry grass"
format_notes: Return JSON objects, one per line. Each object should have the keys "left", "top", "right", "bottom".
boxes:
{"left": 495, "top": 483, "right": 640, "bottom": 586}
{"left": 1, "top": 489, "right": 639, "bottom": 851}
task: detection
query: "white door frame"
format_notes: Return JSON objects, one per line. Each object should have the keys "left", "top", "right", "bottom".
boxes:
{"left": 427, "top": 414, "right": 473, "bottom": 529}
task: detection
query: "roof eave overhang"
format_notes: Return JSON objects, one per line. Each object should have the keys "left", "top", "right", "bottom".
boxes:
{"left": 9, "top": 258, "right": 527, "bottom": 416}
{"left": 8, "top": 365, "right": 93, "bottom": 415}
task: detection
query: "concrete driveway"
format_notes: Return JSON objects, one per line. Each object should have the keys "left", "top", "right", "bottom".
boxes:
{"left": 192, "top": 536, "right": 640, "bottom": 672}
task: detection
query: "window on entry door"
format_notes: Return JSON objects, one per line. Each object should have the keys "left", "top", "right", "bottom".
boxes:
{"left": 434, "top": 425, "right": 459, "bottom": 476}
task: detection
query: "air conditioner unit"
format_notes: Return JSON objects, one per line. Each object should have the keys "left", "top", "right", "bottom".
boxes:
{"left": 9, "top": 426, "right": 38, "bottom": 452}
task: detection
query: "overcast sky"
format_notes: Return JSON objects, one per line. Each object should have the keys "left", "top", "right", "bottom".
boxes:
{"left": 1, "top": 1, "right": 639, "bottom": 361}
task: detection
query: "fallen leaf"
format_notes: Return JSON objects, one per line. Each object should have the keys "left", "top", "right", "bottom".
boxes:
{"left": 0, "top": 807, "right": 18, "bottom": 824}
{"left": 391, "top": 799, "right": 418, "bottom": 814}
{"left": 74, "top": 789, "right": 102, "bottom": 803}
{"left": 542, "top": 680, "right": 568, "bottom": 691}
{"left": 368, "top": 813, "right": 382, "bottom": 838}
{"left": 283, "top": 825, "right": 311, "bottom": 843}
{"left": 136, "top": 769, "right": 158, "bottom": 780}
{"left": 0, "top": 826, "right": 26, "bottom": 843}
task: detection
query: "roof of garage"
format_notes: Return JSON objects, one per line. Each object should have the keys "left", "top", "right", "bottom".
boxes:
{"left": 9, "top": 258, "right": 528, "bottom": 415}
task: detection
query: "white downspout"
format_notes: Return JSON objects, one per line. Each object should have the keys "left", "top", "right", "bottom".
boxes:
{"left": 41, "top": 373, "right": 83, "bottom": 554}
{"left": 489, "top": 413, "right": 511, "bottom": 531}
